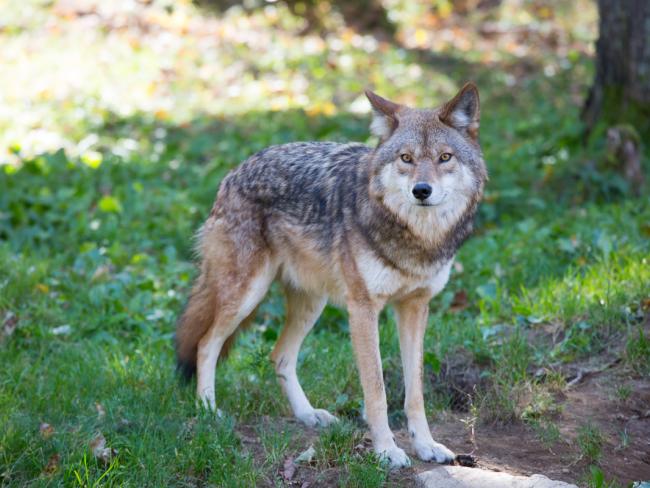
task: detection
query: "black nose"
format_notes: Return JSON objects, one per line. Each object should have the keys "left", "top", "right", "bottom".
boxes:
{"left": 412, "top": 183, "right": 433, "bottom": 201}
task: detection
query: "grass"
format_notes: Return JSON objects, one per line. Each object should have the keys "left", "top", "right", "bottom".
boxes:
{"left": 584, "top": 466, "right": 624, "bottom": 488}
{"left": 577, "top": 423, "right": 605, "bottom": 463}
{"left": 626, "top": 328, "right": 650, "bottom": 375}
{"left": 1, "top": 0, "right": 649, "bottom": 486}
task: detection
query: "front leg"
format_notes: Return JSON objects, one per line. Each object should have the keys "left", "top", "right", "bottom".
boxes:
{"left": 394, "top": 291, "right": 455, "bottom": 464}
{"left": 347, "top": 298, "right": 411, "bottom": 469}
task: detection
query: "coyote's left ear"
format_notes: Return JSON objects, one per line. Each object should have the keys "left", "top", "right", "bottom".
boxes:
{"left": 365, "top": 89, "right": 401, "bottom": 142}
{"left": 439, "top": 82, "right": 480, "bottom": 141}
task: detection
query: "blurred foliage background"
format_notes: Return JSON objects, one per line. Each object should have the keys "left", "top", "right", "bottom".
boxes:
{"left": 0, "top": 0, "right": 598, "bottom": 161}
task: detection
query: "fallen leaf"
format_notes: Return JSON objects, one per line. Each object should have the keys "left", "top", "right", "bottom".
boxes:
{"left": 353, "top": 439, "right": 371, "bottom": 452}
{"left": 51, "top": 325, "right": 72, "bottom": 336}
{"left": 1, "top": 312, "right": 18, "bottom": 341}
{"left": 281, "top": 457, "right": 296, "bottom": 481}
{"left": 449, "top": 290, "right": 469, "bottom": 312}
{"left": 90, "top": 432, "right": 117, "bottom": 464}
{"left": 36, "top": 283, "right": 50, "bottom": 293}
{"left": 43, "top": 453, "right": 60, "bottom": 475}
{"left": 294, "top": 445, "right": 315, "bottom": 465}
{"left": 39, "top": 423, "right": 55, "bottom": 439}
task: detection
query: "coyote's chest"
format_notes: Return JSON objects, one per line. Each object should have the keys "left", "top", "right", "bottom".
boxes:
{"left": 355, "top": 249, "right": 453, "bottom": 300}
{"left": 276, "top": 240, "right": 452, "bottom": 305}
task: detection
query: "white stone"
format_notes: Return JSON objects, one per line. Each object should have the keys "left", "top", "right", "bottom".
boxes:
{"left": 416, "top": 466, "right": 578, "bottom": 488}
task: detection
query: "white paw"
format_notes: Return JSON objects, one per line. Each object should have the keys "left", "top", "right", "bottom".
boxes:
{"left": 196, "top": 401, "right": 224, "bottom": 418}
{"left": 413, "top": 438, "right": 455, "bottom": 464}
{"left": 377, "top": 445, "right": 411, "bottom": 469}
{"left": 297, "top": 408, "right": 339, "bottom": 427}
{"left": 196, "top": 394, "right": 218, "bottom": 412}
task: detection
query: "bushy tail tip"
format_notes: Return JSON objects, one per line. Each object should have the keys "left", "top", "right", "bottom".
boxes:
{"left": 175, "top": 283, "right": 215, "bottom": 383}
{"left": 175, "top": 350, "right": 197, "bottom": 382}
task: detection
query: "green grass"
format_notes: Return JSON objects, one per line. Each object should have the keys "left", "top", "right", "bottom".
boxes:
{"left": 577, "top": 423, "right": 605, "bottom": 463}
{"left": 584, "top": 465, "right": 624, "bottom": 488}
{"left": 626, "top": 328, "right": 650, "bottom": 375}
{"left": 1, "top": 0, "right": 649, "bottom": 486}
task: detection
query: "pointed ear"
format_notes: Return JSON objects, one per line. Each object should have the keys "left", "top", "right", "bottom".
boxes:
{"left": 365, "top": 89, "right": 401, "bottom": 142}
{"left": 439, "top": 82, "right": 480, "bottom": 140}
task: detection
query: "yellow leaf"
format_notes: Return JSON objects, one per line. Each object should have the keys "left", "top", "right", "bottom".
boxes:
{"left": 36, "top": 284, "right": 49, "bottom": 293}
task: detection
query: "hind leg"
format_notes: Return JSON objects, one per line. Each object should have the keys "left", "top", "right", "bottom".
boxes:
{"left": 196, "top": 258, "right": 276, "bottom": 411}
{"left": 270, "top": 289, "right": 336, "bottom": 427}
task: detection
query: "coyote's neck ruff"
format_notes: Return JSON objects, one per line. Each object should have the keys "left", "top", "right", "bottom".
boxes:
{"left": 177, "top": 83, "right": 486, "bottom": 469}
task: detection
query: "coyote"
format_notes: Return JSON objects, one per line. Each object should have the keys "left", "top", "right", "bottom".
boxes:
{"left": 176, "top": 83, "right": 486, "bottom": 468}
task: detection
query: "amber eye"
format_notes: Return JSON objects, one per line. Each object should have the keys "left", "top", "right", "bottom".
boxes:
{"left": 439, "top": 153, "right": 452, "bottom": 163}
{"left": 400, "top": 154, "right": 413, "bottom": 163}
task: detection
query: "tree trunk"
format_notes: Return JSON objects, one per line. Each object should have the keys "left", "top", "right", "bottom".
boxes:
{"left": 582, "top": 0, "right": 650, "bottom": 137}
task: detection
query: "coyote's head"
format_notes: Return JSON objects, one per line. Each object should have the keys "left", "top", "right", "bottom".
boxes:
{"left": 365, "top": 84, "right": 487, "bottom": 243}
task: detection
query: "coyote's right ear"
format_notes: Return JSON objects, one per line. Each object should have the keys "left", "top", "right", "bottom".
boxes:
{"left": 439, "top": 83, "right": 480, "bottom": 141}
{"left": 365, "top": 89, "right": 401, "bottom": 142}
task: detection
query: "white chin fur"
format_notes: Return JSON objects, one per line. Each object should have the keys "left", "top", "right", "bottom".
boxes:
{"left": 379, "top": 165, "right": 471, "bottom": 247}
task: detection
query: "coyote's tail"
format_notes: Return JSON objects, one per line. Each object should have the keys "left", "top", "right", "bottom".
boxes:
{"left": 175, "top": 277, "right": 254, "bottom": 381}
{"left": 175, "top": 279, "right": 216, "bottom": 381}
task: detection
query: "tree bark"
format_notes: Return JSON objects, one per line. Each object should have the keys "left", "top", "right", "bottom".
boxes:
{"left": 582, "top": 0, "right": 650, "bottom": 137}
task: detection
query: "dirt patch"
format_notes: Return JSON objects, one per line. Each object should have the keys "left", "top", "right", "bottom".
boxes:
{"left": 413, "top": 363, "right": 650, "bottom": 486}
{"left": 562, "top": 370, "right": 650, "bottom": 483}
{"left": 237, "top": 360, "right": 650, "bottom": 487}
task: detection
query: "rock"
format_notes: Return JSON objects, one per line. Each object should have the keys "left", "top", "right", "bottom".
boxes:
{"left": 416, "top": 466, "right": 577, "bottom": 488}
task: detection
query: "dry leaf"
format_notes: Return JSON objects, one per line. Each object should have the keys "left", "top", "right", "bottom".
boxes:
{"left": 281, "top": 457, "right": 296, "bottom": 481}
{"left": 449, "top": 290, "right": 469, "bottom": 312}
{"left": 35, "top": 283, "right": 50, "bottom": 293}
{"left": 90, "top": 432, "right": 117, "bottom": 464}
{"left": 1, "top": 312, "right": 18, "bottom": 341}
{"left": 43, "top": 453, "right": 60, "bottom": 475}
{"left": 51, "top": 325, "right": 72, "bottom": 336}
{"left": 95, "top": 403, "right": 106, "bottom": 419}
{"left": 39, "top": 423, "right": 55, "bottom": 439}
{"left": 353, "top": 442, "right": 370, "bottom": 453}
{"left": 294, "top": 445, "right": 315, "bottom": 465}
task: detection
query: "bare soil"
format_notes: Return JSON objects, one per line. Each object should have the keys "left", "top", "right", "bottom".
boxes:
{"left": 239, "top": 358, "right": 650, "bottom": 487}
{"left": 420, "top": 366, "right": 650, "bottom": 486}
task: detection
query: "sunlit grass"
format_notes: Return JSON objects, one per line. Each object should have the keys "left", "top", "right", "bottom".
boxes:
{"left": 516, "top": 252, "right": 649, "bottom": 327}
